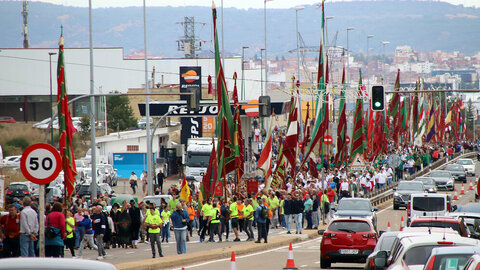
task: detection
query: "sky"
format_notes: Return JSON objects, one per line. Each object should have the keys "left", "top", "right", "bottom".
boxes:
{"left": 30, "top": 0, "right": 480, "bottom": 9}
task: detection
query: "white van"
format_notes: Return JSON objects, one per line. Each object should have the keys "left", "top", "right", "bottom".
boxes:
{"left": 408, "top": 193, "right": 450, "bottom": 225}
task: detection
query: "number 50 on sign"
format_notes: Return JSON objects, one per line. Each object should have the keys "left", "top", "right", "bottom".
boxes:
{"left": 20, "top": 143, "right": 62, "bottom": 185}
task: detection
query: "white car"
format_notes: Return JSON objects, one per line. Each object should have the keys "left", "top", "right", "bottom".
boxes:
{"left": 457, "top": 159, "right": 476, "bottom": 176}
{"left": 372, "top": 233, "right": 480, "bottom": 270}
{"left": 3, "top": 155, "right": 21, "bottom": 168}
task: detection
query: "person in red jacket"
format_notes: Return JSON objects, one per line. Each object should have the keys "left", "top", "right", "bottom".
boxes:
{"left": 45, "top": 202, "right": 66, "bottom": 257}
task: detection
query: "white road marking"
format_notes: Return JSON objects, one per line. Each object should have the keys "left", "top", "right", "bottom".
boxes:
{"left": 315, "top": 261, "right": 320, "bottom": 264}
{"left": 300, "top": 264, "right": 308, "bottom": 267}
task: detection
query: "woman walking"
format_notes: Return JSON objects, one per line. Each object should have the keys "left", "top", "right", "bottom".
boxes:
{"left": 45, "top": 202, "right": 65, "bottom": 257}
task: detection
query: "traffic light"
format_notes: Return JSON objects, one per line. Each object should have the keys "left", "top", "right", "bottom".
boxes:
{"left": 187, "top": 86, "right": 200, "bottom": 112}
{"left": 371, "top": 86, "right": 385, "bottom": 111}
{"left": 258, "top": 96, "right": 271, "bottom": 117}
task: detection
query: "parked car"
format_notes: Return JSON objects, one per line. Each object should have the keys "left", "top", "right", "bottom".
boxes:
{"left": 364, "top": 231, "right": 400, "bottom": 270}
{"left": 424, "top": 246, "right": 480, "bottom": 270}
{"left": 143, "top": 195, "right": 172, "bottom": 209}
{"left": 0, "top": 116, "right": 16, "bottom": 123}
{"left": 0, "top": 257, "right": 116, "bottom": 270}
{"left": 408, "top": 193, "right": 451, "bottom": 224}
{"left": 464, "top": 254, "right": 480, "bottom": 270}
{"left": 99, "top": 183, "right": 115, "bottom": 197}
{"left": 3, "top": 155, "right": 21, "bottom": 168}
{"left": 33, "top": 187, "right": 63, "bottom": 204}
{"left": 409, "top": 216, "right": 468, "bottom": 237}
{"left": 456, "top": 158, "right": 476, "bottom": 176}
{"left": 97, "top": 164, "right": 118, "bottom": 186}
{"left": 319, "top": 217, "right": 377, "bottom": 268}
{"left": 137, "top": 117, "right": 153, "bottom": 129}
{"left": 428, "top": 170, "right": 455, "bottom": 191}
{"left": 393, "top": 181, "right": 425, "bottom": 210}
{"left": 443, "top": 164, "right": 467, "bottom": 183}
{"left": 6, "top": 182, "right": 31, "bottom": 203}
{"left": 414, "top": 177, "right": 437, "bottom": 193}
{"left": 331, "top": 198, "right": 378, "bottom": 229}
{"left": 74, "top": 183, "right": 101, "bottom": 199}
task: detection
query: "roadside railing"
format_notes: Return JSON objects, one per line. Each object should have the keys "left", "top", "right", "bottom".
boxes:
{"left": 365, "top": 150, "right": 476, "bottom": 206}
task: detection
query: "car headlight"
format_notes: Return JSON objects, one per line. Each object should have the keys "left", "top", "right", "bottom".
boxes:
{"left": 447, "top": 180, "right": 454, "bottom": 185}
{"left": 394, "top": 192, "right": 399, "bottom": 197}
{"left": 428, "top": 188, "right": 434, "bottom": 192}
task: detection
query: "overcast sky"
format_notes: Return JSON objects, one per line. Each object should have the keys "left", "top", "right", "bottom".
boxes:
{"left": 31, "top": 0, "right": 480, "bottom": 9}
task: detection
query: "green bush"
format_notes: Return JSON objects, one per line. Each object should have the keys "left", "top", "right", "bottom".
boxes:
{"left": 7, "top": 137, "right": 30, "bottom": 150}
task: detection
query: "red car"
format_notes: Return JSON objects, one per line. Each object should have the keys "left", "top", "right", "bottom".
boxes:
{"left": 0, "top": 116, "right": 16, "bottom": 123}
{"left": 409, "top": 216, "right": 468, "bottom": 237}
{"left": 320, "top": 217, "right": 377, "bottom": 268}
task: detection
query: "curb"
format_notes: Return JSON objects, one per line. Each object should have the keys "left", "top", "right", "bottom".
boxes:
{"left": 115, "top": 230, "right": 319, "bottom": 270}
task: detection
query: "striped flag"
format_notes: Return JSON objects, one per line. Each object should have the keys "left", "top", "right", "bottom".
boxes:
{"left": 426, "top": 101, "right": 436, "bottom": 142}
{"left": 350, "top": 69, "right": 365, "bottom": 163}
{"left": 334, "top": 66, "right": 347, "bottom": 167}
{"left": 389, "top": 69, "right": 401, "bottom": 145}
{"left": 232, "top": 73, "right": 244, "bottom": 181}
{"left": 283, "top": 96, "right": 298, "bottom": 172}
{"left": 57, "top": 34, "right": 77, "bottom": 200}
{"left": 257, "top": 117, "right": 274, "bottom": 190}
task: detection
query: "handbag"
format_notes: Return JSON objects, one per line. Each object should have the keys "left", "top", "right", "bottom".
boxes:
{"left": 45, "top": 216, "right": 59, "bottom": 240}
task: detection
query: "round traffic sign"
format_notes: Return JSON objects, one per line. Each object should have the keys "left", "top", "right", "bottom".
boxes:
{"left": 241, "top": 99, "right": 259, "bottom": 117}
{"left": 20, "top": 143, "right": 62, "bottom": 185}
{"left": 323, "top": 135, "right": 333, "bottom": 145}
{"left": 346, "top": 136, "right": 351, "bottom": 144}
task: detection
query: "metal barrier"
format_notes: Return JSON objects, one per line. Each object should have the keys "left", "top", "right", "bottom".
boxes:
{"left": 365, "top": 151, "right": 476, "bottom": 207}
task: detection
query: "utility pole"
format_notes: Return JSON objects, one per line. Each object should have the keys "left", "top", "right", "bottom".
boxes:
{"left": 88, "top": 0, "right": 97, "bottom": 199}
{"left": 143, "top": 0, "right": 153, "bottom": 196}
{"left": 21, "top": 0, "right": 29, "bottom": 48}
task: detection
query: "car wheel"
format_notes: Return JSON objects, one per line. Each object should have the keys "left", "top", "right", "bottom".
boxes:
{"left": 393, "top": 203, "right": 399, "bottom": 210}
{"left": 321, "top": 258, "right": 331, "bottom": 269}
{"left": 464, "top": 179, "right": 467, "bottom": 183}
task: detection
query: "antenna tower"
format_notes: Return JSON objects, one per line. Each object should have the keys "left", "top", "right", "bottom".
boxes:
{"left": 176, "top": 17, "right": 205, "bottom": 59}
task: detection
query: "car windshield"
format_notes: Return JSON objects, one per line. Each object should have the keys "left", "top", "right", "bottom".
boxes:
{"left": 403, "top": 245, "right": 439, "bottom": 266}
{"left": 412, "top": 197, "right": 445, "bottom": 211}
{"left": 186, "top": 152, "right": 210, "bottom": 167}
{"left": 398, "top": 182, "right": 424, "bottom": 191}
{"left": 432, "top": 254, "right": 472, "bottom": 270}
{"left": 337, "top": 200, "right": 371, "bottom": 211}
{"left": 328, "top": 221, "right": 371, "bottom": 233}
{"left": 430, "top": 171, "right": 451, "bottom": 178}
{"left": 417, "top": 178, "right": 435, "bottom": 185}
{"left": 445, "top": 165, "right": 464, "bottom": 171}
{"left": 457, "top": 160, "right": 474, "bottom": 165}
{"left": 9, "top": 184, "right": 28, "bottom": 190}
{"left": 410, "top": 221, "right": 462, "bottom": 235}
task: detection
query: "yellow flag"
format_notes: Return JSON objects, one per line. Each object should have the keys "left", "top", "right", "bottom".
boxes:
{"left": 180, "top": 175, "right": 191, "bottom": 202}
{"left": 445, "top": 110, "right": 452, "bottom": 126}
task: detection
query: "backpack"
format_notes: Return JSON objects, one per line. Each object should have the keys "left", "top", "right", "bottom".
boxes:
{"left": 261, "top": 205, "right": 269, "bottom": 219}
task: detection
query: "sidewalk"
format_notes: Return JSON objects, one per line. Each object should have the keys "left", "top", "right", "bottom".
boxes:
{"left": 115, "top": 229, "right": 320, "bottom": 270}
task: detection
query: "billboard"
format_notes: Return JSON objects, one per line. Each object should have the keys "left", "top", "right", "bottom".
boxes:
{"left": 180, "top": 66, "right": 203, "bottom": 145}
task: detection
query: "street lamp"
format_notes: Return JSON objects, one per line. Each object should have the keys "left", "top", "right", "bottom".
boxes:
{"left": 366, "top": 35, "right": 374, "bottom": 89}
{"left": 325, "top": 16, "right": 334, "bottom": 46}
{"left": 241, "top": 46, "right": 249, "bottom": 100}
{"left": 48, "top": 52, "right": 56, "bottom": 146}
{"left": 264, "top": 0, "right": 273, "bottom": 99}
{"left": 382, "top": 41, "right": 390, "bottom": 84}
{"left": 346, "top": 27, "right": 354, "bottom": 85}
{"left": 260, "top": 49, "right": 265, "bottom": 96}
{"left": 295, "top": 6, "right": 305, "bottom": 141}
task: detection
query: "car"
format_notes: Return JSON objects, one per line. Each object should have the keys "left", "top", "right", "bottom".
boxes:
{"left": 448, "top": 212, "right": 480, "bottom": 239}
{"left": 74, "top": 183, "right": 101, "bottom": 199}
{"left": 409, "top": 216, "right": 468, "bottom": 237}
{"left": 137, "top": 117, "right": 153, "bottom": 129}
{"left": 99, "top": 183, "right": 115, "bottom": 197}
{"left": 33, "top": 117, "right": 51, "bottom": 128}
{"left": 0, "top": 116, "right": 16, "bottom": 123}
{"left": 0, "top": 257, "right": 116, "bottom": 270}
{"left": 331, "top": 198, "right": 378, "bottom": 229}
{"left": 97, "top": 164, "right": 118, "bottom": 186}
{"left": 319, "top": 217, "right": 377, "bottom": 268}
{"left": 6, "top": 182, "right": 31, "bottom": 203}
{"left": 33, "top": 186, "right": 63, "bottom": 204}
{"left": 372, "top": 233, "right": 480, "bottom": 270}
{"left": 457, "top": 158, "right": 476, "bottom": 176}
{"left": 424, "top": 246, "right": 480, "bottom": 270}
{"left": 414, "top": 177, "right": 437, "bottom": 193}
{"left": 393, "top": 181, "right": 425, "bottom": 210}
{"left": 464, "top": 254, "right": 480, "bottom": 270}
{"left": 75, "top": 159, "right": 87, "bottom": 169}
{"left": 409, "top": 193, "right": 451, "bottom": 224}
{"left": 143, "top": 195, "right": 173, "bottom": 209}
{"left": 364, "top": 231, "right": 400, "bottom": 270}
{"left": 428, "top": 170, "right": 455, "bottom": 191}
{"left": 444, "top": 164, "right": 467, "bottom": 183}
{"left": 3, "top": 155, "right": 21, "bottom": 168}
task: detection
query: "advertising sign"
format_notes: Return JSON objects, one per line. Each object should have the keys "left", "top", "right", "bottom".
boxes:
{"left": 202, "top": 117, "right": 215, "bottom": 133}
{"left": 180, "top": 66, "right": 203, "bottom": 145}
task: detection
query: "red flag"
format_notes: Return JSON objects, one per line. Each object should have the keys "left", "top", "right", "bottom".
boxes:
{"left": 283, "top": 96, "right": 299, "bottom": 170}
{"left": 57, "top": 34, "right": 77, "bottom": 200}
{"left": 208, "top": 75, "right": 213, "bottom": 95}
{"left": 232, "top": 73, "right": 244, "bottom": 181}
{"left": 367, "top": 106, "right": 374, "bottom": 156}
{"left": 202, "top": 138, "right": 216, "bottom": 199}
{"left": 309, "top": 157, "right": 318, "bottom": 179}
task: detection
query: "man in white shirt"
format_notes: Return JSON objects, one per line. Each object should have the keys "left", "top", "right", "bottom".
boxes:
{"left": 20, "top": 197, "right": 38, "bottom": 257}
{"left": 377, "top": 169, "right": 387, "bottom": 188}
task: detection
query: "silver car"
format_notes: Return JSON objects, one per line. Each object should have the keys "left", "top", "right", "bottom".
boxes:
{"left": 429, "top": 170, "right": 455, "bottom": 191}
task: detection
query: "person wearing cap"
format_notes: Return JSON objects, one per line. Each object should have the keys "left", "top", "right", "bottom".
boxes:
{"left": 144, "top": 205, "right": 163, "bottom": 258}
{"left": 129, "top": 172, "right": 138, "bottom": 194}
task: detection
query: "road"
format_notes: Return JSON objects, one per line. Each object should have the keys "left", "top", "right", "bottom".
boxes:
{"left": 168, "top": 161, "right": 479, "bottom": 270}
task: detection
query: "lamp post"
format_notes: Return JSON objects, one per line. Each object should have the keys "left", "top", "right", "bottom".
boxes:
{"left": 325, "top": 16, "right": 334, "bottom": 46}
{"left": 143, "top": 0, "right": 153, "bottom": 196}
{"left": 295, "top": 6, "right": 305, "bottom": 140}
{"left": 366, "top": 35, "right": 374, "bottom": 90}
{"left": 260, "top": 48, "right": 265, "bottom": 96}
{"left": 346, "top": 27, "right": 354, "bottom": 85}
{"left": 241, "top": 46, "right": 249, "bottom": 100}
{"left": 264, "top": 0, "right": 273, "bottom": 98}
{"left": 382, "top": 41, "right": 390, "bottom": 84}
{"left": 48, "top": 52, "right": 56, "bottom": 146}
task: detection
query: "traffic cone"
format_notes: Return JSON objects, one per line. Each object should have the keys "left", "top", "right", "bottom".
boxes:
{"left": 387, "top": 221, "right": 391, "bottom": 232}
{"left": 230, "top": 251, "right": 236, "bottom": 270}
{"left": 461, "top": 184, "right": 465, "bottom": 195}
{"left": 453, "top": 188, "right": 459, "bottom": 200}
{"left": 400, "top": 217, "right": 405, "bottom": 231}
{"left": 283, "top": 242, "right": 298, "bottom": 270}
{"left": 469, "top": 180, "right": 474, "bottom": 190}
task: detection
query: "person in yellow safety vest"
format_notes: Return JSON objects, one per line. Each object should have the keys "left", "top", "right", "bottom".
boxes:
{"left": 65, "top": 209, "right": 76, "bottom": 258}
{"left": 229, "top": 197, "right": 241, "bottom": 242}
{"left": 199, "top": 197, "right": 212, "bottom": 242}
{"left": 208, "top": 199, "right": 222, "bottom": 242}
{"left": 243, "top": 199, "right": 255, "bottom": 241}
{"left": 161, "top": 204, "right": 171, "bottom": 243}
{"left": 144, "top": 206, "right": 164, "bottom": 258}
{"left": 237, "top": 200, "right": 245, "bottom": 233}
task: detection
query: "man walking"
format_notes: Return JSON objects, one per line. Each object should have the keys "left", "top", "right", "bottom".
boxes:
{"left": 243, "top": 199, "right": 255, "bottom": 241}
{"left": 229, "top": 197, "right": 241, "bottom": 242}
{"left": 283, "top": 194, "right": 293, "bottom": 234}
{"left": 129, "top": 172, "right": 138, "bottom": 194}
{"left": 91, "top": 205, "right": 107, "bottom": 260}
{"left": 156, "top": 169, "right": 165, "bottom": 194}
{"left": 144, "top": 205, "right": 163, "bottom": 258}
{"left": 20, "top": 197, "right": 38, "bottom": 257}
{"left": 0, "top": 204, "right": 21, "bottom": 257}
{"left": 170, "top": 203, "right": 189, "bottom": 254}
{"left": 254, "top": 198, "right": 268, "bottom": 243}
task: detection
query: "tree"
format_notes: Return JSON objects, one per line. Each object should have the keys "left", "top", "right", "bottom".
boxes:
{"left": 78, "top": 114, "right": 91, "bottom": 143}
{"left": 106, "top": 95, "right": 137, "bottom": 131}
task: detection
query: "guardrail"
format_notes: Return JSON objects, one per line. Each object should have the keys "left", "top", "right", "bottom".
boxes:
{"left": 365, "top": 150, "right": 476, "bottom": 207}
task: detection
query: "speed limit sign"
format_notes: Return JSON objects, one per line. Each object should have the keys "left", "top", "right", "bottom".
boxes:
{"left": 20, "top": 143, "right": 62, "bottom": 185}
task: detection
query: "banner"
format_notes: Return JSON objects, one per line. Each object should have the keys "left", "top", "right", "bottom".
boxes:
{"left": 180, "top": 66, "right": 203, "bottom": 145}
{"left": 246, "top": 178, "right": 259, "bottom": 194}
